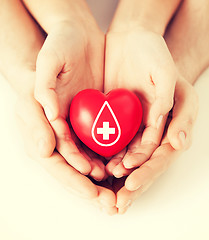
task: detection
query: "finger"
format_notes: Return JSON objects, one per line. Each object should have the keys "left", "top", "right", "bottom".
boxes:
{"left": 105, "top": 149, "right": 126, "bottom": 176}
{"left": 96, "top": 185, "right": 116, "bottom": 208}
{"left": 116, "top": 140, "right": 181, "bottom": 209}
{"left": 150, "top": 63, "right": 177, "bottom": 128}
{"left": 39, "top": 152, "right": 98, "bottom": 199}
{"left": 115, "top": 173, "right": 145, "bottom": 210}
{"left": 35, "top": 44, "right": 61, "bottom": 121}
{"left": 95, "top": 202, "right": 118, "bottom": 215}
{"left": 123, "top": 116, "right": 167, "bottom": 169}
{"left": 116, "top": 185, "right": 147, "bottom": 214}
{"left": 112, "top": 162, "right": 133, "bottom": 178}
{"left": 167, "top": 80, "right": 198, "bottom": 150}
{"left": 99, "top": 200, "right": 117, "bottom": 213}
{"left": 51, "top": 117, "right": 92, "bottom": 175}
{"left": 81, "top": 145, "right": 107, "bottom": 181}
{"left": 89, "top": 159, "right": 106, "bottom": 182}
{"left": 125, "top": 143, "right": 180, "bottom": 191}
{"left": 102, "top": 206, "right": 118, "bottom": 216}
{"left": 117, "top": 206, "right": 129, "bottom": 215}
{"left": 112, "top": 177, "right": 133, "bottom": 211}
{"left": 15, "top": 96, "right": 56, "bottom": 158}
{"left": 116, "top": 186, "right": 135, "bottom": 209}
{"left": 106, "top": 157, "right": 123, "bottom": 176}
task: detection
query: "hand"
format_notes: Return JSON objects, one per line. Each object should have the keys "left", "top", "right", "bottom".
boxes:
{"left": 16, "top": 89, "right": 118, "bottom": 215}
{"left": 0, "top": 0, "right": 117, "bottom": 214}
{"left": 105, "top": 28, "right": 178, "bottom": 176}
{"left": 113, "top": 78, "right": 198, "bottom": 214}
{"left": 34, "top": 21, "right": 106, "bottom": 180}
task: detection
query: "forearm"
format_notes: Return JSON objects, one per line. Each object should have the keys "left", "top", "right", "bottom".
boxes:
{"left": 0, "top": 0, "right": 44, "bottom": 95}
{"left": 165, "top": 0, "right": 209, "bottom": 84}
{"left": 22, "top": 0, "right": 98, "bottom": 33}
{"left": 109, "top": 0, "right": 182, "bottom": 35}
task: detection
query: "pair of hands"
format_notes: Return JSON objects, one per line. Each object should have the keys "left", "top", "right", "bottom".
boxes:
{"left": 16, "top": 19, "right": 198, "bottom": 214}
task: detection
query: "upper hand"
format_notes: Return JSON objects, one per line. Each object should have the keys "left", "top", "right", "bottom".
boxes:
{"left": 34, "top": 21, "right": 106, "bottom": 180}
{"left": 105, "top": 28, "right": 178, "bottom": 176}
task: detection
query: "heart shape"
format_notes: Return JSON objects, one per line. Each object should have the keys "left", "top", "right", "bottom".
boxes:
{"left": 69, "top": 89, "right": 143, "bottom": 157}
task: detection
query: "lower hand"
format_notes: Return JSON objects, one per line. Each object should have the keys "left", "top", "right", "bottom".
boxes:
{"left": 16, "top": 86, "right": 117, "bottom": 215}
{"left": 114, "top": 78, "right": 198, "bottom": 214}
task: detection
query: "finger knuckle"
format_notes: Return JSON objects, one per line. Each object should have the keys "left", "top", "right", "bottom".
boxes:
{"left": 159, "top": 96, "right": 174, "bottom": 112}
{"left": 34, "top": 88, "right": 45, "bottom": 104}
{"left": 37, "top": 48, "right": 51, "bottom": 62}
{"left": 166, "top": 97, "right": 174, "bottom": 110}
{"left": 141, "top": 162, "right": 154, "bottom": 176}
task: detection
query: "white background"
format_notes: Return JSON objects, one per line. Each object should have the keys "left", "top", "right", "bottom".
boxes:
{"left": 0, "top": 0, "right": 209, "bottom": 239}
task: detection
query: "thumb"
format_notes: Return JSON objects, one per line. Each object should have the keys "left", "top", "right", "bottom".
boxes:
{"left": 16, "top": 96, "right": 56, "bottom": 158}
{"left": 35, "top": 47, "right": 61, "bottom": 122}
{"left": 149, "top": 69, "right": 177, "bottom": 129}
{"left": 167, "top": 80, "right": 198, "bottom": 150}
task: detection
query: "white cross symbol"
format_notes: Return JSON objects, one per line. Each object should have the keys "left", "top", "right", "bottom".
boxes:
{"left": 97, "top": 122, "right": 115, "bottom": 140}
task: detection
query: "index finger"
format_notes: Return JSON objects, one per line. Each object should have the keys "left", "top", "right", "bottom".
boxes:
{"left": 125, "top": 142, "right": 180, "bottom": 191}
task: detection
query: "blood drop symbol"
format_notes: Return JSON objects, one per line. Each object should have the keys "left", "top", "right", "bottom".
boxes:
{"left": 91, "top": 101, "right": 121, "bottom": 147}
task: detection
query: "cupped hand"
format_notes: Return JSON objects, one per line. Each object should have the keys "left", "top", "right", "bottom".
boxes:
{"left": 113, "top": 78, "right": 198, "bottom": 214}
{"left": 34, "top": 21, "right": 106, "bottom": 180}
{"left": 105, "top": 28, "right": 179, "bottom": 176}
{"left": 16, "top": 89, "right": 117, "bottom": 215}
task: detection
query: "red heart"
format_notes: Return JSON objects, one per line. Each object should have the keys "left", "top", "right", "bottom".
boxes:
{"left": 69, "top": 89, "right": 143, "bottom": 157}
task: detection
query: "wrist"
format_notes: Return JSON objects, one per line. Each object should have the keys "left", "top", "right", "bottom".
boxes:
{"left": 47, "top": 14, "right": 99, "bottom": 34}
{"left": 24, "top": 0, "right": 99, "bottom": 34}
{"left": 4, "top": 66, "right": 35, "bottom": 97}
{"left": 109, "top": 0, "right": 182, "bottom": 36}
{"left": 48, "top": 17, "right": 101, "bottom": 37}
{"left": 109, "top": 14, "right": 166, "bottom": 36}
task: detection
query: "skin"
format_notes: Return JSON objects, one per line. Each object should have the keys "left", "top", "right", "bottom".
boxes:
{"left": 21, "top": 0, "right": 108, "bottom": 180}
{"left": 0, "top": 0, "right": 117, "bottom": 213}
{"left": 115, "top": 0, "right": 209, "bottom": 214}
{"left": 0, "top": 0, "right": 205, "bottom": 215}
{"left": 105, "top": 0, "right": 185, "bottom": 176}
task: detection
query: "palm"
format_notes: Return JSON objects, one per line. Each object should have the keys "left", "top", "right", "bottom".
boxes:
{"left": 105, "top": 29, "right": 176, "bottom": 176}
{"left": 46, "top": 25, "right": 104, "bottom": 117}
{"left": 35, "top": 24, "right": 105, "bottom": 180}
{"left": 55, "top": 61, "right": 102, "bottom": 118}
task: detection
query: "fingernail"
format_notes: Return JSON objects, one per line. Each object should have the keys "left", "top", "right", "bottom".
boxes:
{"left": 38, "top": 138, "right": 46, "bottom": 156}
{"left": 44, "top": 106, "right": 53, "bottom": 121}
{"left": 123, "top": 162, "right": 133, "bottom": 169}
{"left": 93, "top": 176, "right": 103, "bottom": 182}
{"left": 156, "top": 115, "right": 163, "bottom": 129}
{"left": 113, "top": 171, "right": 123, "bottom": 178}
{"left": 179, "top": 131, "right": 186, "bottom": 147}
{"left": 123, "top": 160, "right": 134, "bottom": 169}
{"left": 115, "top": 174, "right": 123, "bottom": 178}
